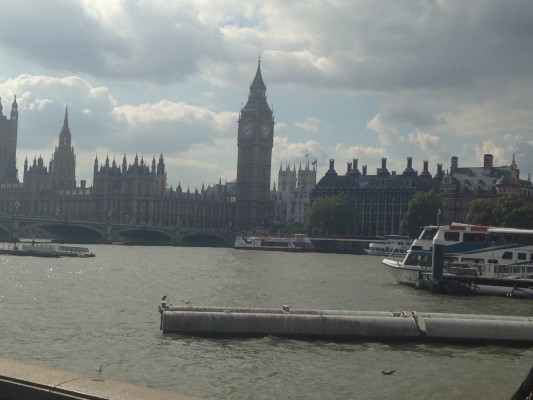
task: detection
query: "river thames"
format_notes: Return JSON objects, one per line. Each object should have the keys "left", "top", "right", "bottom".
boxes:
{"left": 0, "top": 244, "right": 531, "bottom": 399}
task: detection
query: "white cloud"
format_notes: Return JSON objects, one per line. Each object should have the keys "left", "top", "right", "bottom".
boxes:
{"left": 294, "top": 116, "right": 320, "bottom": 133}
{"left": 1, "top": 0, "right": 533, "bottom": 187}
{"left": 366, "top": 113, "right": 400, "bottom": 146}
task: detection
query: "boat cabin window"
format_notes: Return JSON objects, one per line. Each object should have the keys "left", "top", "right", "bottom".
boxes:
{"left": 463, "top": 233, "right": 486, "bottom": 243}
{"left": 487, "top": 259, "right": 498, "bottom": 264}
{"left": 460, "top": 257, "right": 484, "bottom": 265}
{"left": 517, "top": 235, "right": 533, "bottom": 246}
{"left": 420, "top": 228, "right": 438, "bottom": 240}
{"left": 517, "top": 253, "right": 526, "bottom": 261}
{"left": 502, "top": 251, "right": 513, "bottom": 260}
{"left": 490, "top": 234, "right": 514, "bottom": 244}
{"left": 405, "top": 253, "right": 431, "bottom": 267}
{"left": 444, "top": 231, "right": 460, "bottom": 242}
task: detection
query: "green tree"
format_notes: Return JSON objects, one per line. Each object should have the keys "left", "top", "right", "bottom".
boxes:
{"left": 467, "top": 195, "right": 533, "bottom": 228}
{"left": 401, "top": 190, "right": 441, "bottom": 238}
{"left": 467, "top": 198, "right": 497, "bottom": 225}
{"left": 306, "top": 194, "right": 357, "bottom": 236}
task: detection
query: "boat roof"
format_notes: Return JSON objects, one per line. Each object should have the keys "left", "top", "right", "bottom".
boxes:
{"left": 422, "top": 223, "right": 533, "bottom": 235}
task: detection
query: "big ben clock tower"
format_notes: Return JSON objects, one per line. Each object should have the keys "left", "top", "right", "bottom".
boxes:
{"left": 235, "top": 59, "right": 274, "bottom": 232}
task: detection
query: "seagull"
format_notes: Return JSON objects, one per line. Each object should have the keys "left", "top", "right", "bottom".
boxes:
{"left": 183, "top": 299, "right": 191, "bottom": 305}
{"left": 381, "top": 370, "right": 396, "bottom": 375}
{"left": 98, "top": 361, "right": 112, "bottom": 374}
{"left": 161, "top": 295, "right": 167, "bottom": 301}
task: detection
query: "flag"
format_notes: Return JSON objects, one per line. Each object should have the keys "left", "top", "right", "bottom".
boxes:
{"left": 312, "top": 158, "right": 317, "bottom": 166}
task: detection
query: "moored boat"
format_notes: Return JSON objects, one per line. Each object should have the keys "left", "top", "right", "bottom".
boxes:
{"left": 0, "top": 242, "right": 95, "bottom": 258}
{"left": 365, "top": 235, "right": 412, "bottom": 257}
{"left": 234, "top": 234, "right": 317, "bottom": 252}
{"left": 382, "top": 223, "right": 533, "bottom": 290}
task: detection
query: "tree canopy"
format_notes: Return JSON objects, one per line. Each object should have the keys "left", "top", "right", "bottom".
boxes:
{"left": 466, "top": 195, "right": 533, "bottom": 228}
{"left": 306, "top": 194, "right": 357, "bottom": 236}
{"left": 401, "top": 190, "right": 441, "bottom": 238}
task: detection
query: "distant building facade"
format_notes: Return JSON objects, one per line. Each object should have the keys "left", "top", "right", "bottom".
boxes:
{"left": 312, "top": 157, "right": 442, "bottom": 236}
{"left": 440, "top": 154, "right": 533, "bottom": 224}
{"left": 0, "top": 107, "right": 235, "bottom": 229}
{"left": 0, "top": 96, "right": 19, "bottom": 184}
{"left": 274, "top": 161, "right": 317, "bottom": 224}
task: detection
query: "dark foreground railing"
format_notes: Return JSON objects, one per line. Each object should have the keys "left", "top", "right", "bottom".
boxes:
{"left": 0, "top": 357, "right": 199, "bottom": 400}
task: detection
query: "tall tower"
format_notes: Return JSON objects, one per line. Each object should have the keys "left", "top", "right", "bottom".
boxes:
{"left": 50, "top": 107, "right": 76, "bottom": 189}
{"left": 235, "top": 59, "right": 274, "bottom": 231}
{"left": 0, "top": 96, "right": 19, "bottom": 184}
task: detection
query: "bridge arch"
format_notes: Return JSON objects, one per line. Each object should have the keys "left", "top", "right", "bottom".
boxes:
{"left": 18, "top": 220, "right": 107, "bottom": 242}
{"left": 111, "top": 226, "right": 176, "bottom": 245}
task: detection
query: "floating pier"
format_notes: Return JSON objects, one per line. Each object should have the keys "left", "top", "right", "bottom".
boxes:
{"left": 158, "top": 303, "right": 533, "bottom": 344}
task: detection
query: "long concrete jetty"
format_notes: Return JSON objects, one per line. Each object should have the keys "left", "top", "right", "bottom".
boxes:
{"left": 0, "top": 357, "right": 199, "bottom": 400}
{"left": 159, "top": 303, "right": 533, "bottom": 344}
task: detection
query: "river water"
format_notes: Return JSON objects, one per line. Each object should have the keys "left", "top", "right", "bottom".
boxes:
{"left": 0, "top": 245, "right": 531, "bottom": 399}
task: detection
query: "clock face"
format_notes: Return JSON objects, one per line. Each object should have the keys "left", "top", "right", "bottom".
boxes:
{"left": 261, "top": 124, "right": 271, "bottom": 137}
{"left": 242, "top": 123, "right": 252, "bottom": 136}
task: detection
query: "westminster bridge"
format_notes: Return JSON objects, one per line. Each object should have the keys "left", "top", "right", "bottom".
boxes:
{"left": 0, "top": 215, "right": 236, "bottom": 247}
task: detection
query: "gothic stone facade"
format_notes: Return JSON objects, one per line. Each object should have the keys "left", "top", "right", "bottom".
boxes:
{"left": 0, "top": 107, "right": 235, "bottom": 230}
{"left": 235, "top": 60, "right": 274, "bottom": 232}
{"left": 274, "top": 161, "right": 317, "bottom": 224}
{"left": 0, "top": 96, "right": 19, "bottom": 185}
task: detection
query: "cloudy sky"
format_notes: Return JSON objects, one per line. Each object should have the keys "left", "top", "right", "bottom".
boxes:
{"left": 1, "top": 0, "right": 532, "bottom": 190}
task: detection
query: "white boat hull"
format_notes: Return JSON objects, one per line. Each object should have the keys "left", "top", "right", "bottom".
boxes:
{"left": 381, "top": 258, "right": 423, "bottom": 286}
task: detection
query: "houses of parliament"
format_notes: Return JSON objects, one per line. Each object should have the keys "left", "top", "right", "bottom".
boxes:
{"left": 0, "top": 62, "right": 295, "bottom": 233}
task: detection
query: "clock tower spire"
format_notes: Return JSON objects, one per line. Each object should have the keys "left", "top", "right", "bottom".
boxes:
{"left": 235, "top": 58, "right": 275, "bottom": 232}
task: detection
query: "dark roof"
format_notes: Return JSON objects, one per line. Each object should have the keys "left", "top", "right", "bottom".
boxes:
{"left": 242, "top": 61, "right": 272, "bottom": 114}
{"left": 313, "top": 173, "right": 439, "bottom": 196}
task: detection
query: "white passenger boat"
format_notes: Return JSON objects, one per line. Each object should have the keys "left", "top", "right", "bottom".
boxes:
{"left": 382, "top": 223, "right": 533, "bottom": 286}
{"left": 365, "top": 235, "right": 412, "bottom": 257}
{"left": 234, "top": 234, "right": 317, "bottom": 252}
{"left": 20, "top": 243, "right": 95, "bottom": 258}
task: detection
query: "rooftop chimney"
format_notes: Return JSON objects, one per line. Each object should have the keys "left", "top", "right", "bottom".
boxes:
{"left": 353, "top": 158, "right": 360, "bottom": 175}
{"left": 483, "top": 154, "right": 493, "bottom": 168}
{"left": 377, "top": 157, "right": 390, "bottom": 176}
{"left": 403, "top": 156, "right": 416, "bottom": 176}
{"left": 451, "top": 156, "right": 458, "bottom": 171}
{"left": 325, "top": 159, "right": 338, "bottom": 176}
{"left": 436, "top": 163, "right": 443, "bottom": 178}
{"left": 420, "top": 160, "right": 431, "bottom": 178}
{"left": 363, "top": 165, "right": 367, "bottom": 176}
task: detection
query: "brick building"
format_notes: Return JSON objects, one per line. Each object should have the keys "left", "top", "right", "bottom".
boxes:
{"left": 440, "top": 154, "right": 533, "bottom": 224}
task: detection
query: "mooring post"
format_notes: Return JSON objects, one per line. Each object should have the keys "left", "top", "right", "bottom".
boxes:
{"left": 431, "top": 228, "right": 445, "bottom": 291}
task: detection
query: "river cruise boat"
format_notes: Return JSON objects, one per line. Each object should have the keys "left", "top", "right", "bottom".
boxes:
{"left": 382, "top": 223, "right": 533, "bottom": 286}
{"left": 364, "top": 235, "right": 412, "bottom": 257}
{"left": 0, "top": 243, "right": 96, "bottom": 258}
{"left": 234, "top": 234, "right": 317, "bottom": 252}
